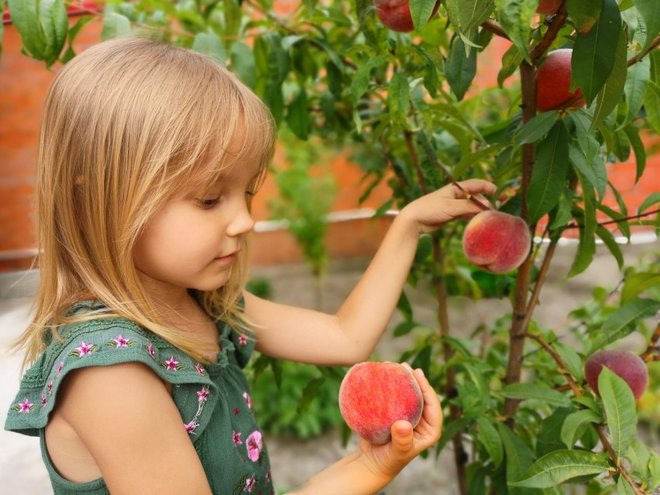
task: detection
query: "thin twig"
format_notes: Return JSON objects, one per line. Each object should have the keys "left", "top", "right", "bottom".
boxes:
{"left": 627, "top": 37, "right": 660, "bottom": 67}
{"left": 640, "top": 323, "right": 660, "bottom": 363}
{"left": 530, "top": 7, "right": 568, "bottom": 63}
{"left": 523, "top": 332, "right": 581, "bottom": 396}
{"left": 562, "top": 208, "right": 660, "bottom": 230}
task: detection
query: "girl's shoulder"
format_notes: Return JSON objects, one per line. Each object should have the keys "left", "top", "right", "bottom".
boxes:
{"left": 5, "top": 302, "right": 214, "bottom": 437}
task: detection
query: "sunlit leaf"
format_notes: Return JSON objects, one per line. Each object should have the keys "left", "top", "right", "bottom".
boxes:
{"left": 598, "top": 368, "right": 638, "bottom": 459}
{"left": 510, "top": 450, "right": 611, "bottom": 488}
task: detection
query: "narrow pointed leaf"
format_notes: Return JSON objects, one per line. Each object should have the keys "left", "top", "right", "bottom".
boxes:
{"left": 503, "top": 383, "right": 571, "bottom": 407}
{"left": 623, "top": 56, "right": 651, "bottom": 127}
{"left": 590, "top": 298, "right": 660, "bottom": 351}
{"left": 636, "top": 0, "right": 660, "bottom": 51}
{"left": 591, "top": 29, "right": 627, "bottom": 128}
{"left": 622, "top": 125, "right": 646, "bottom": 183}
{"left": 527, "top": 120, "right": 570, "bottom": 223}
{"left": 572, "top": 0, "right": 621, "bottom": 104}
{"left": 561, "top": 409, "right": 602, "bottom": 448}
{"left": 514, "top": 111, "right": 559, "bottom": 146}
{"left": 446, "top": 35, "right": 477, "bottom": 101}
{"left": 598, "top": 368, "right": 638, "bottom": 459}
{"left": 476, "top": 417, "right": 504, "bottom": 468}
{"left": 510, "top": 450, "right": 611, "bottom": 488}
{"left": 410, "top": 0, "right": 438, "bottom": 30}
{"left": 568, "top": 176, "right": 596, "bottom": 277}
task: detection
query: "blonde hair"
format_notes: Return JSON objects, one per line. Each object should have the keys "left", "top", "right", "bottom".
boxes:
{"left": 16, "top": 36, "right": 275, "bottom": 365}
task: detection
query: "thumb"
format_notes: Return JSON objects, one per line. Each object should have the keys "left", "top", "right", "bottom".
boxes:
{"left": 390, "top": 420, "right": 414, "bottom": 454}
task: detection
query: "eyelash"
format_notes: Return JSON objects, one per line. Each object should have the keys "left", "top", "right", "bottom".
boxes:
{"left": 195, "top": 191, "right": 256, "bottom": 209}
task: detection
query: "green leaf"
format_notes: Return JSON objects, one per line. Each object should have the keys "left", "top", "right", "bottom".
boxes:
{"left": 230, "top": 41, "right": 257, "bottom": 88}
{"left": 446, "top": 35, "right": 477, "bottom": 101}
{"left": 498, "top": 423, "right": 535, "bottom": 493}
{"left": 502, "top": 383, "right": 571, "bottom": 407}
{"left": 514, "top": 111, "right": 559, "bottom": 146}
{"left": 410, "top": 0, "right": 437, "bottom": 30}
{"left": 621, "top": 273, "right": 660, "bottom": 304}
{"left": 590, "top": 298, "right": 660, "bottom": 351}
{"left": 598, "top": 367, "right": 638, "bottom": 459}
{"left": 596, "top": 225, "right": 624, "bottom": 271}
{"left": 568, "top": 178, "right": 596, "bottom": 277}
{"left": 510, "top": 450, "right": 611, "bottom": 488}
{"left": 623, "top": 56, "right": 651, "bottom": 127}
{"left": 527, "top": 120, "right": 570, "bottom": 224}
{"left": 572, "top": 0, "right": 622, "bottom": 105}
{"left": 617, "top": 476, "right": 637, "bottom": 495}
{"left": 636, "top": 0, "right": 660, "bottom": 51}
{"left": 644, "top": 52, "right": 660, "bottom": 132}
{"left": 445, "top": 0, "right": 495, "bottom": 42}
{"left": 350, "top": 55, "right": 387, "bottom": 105}
{"left": 554, "top": 341, "right": 584, "bottom": 381}
{"left": 560, "top": 409, "right": 602, "bottom": 448}
{"left": 566, "top": 0, "right": 601, "bottom": 35}
{"left": 638, "top": 192, "right": 660, "bottom": 215}
{"left": 494, "top": 0, "right": 536, "bottom": 62}
{"left": 286, "top": 88, "right": 310, "bottom": 140}
{"left": 297, "top": 376, "right": 325, "bottom": 413}
{"left": 388, "top": 72, "right": 410, "bottom": 124}
{"left": 38, "top": 0, "right": 67, "bottom": 66}
{"left": 476, "top": 417, "right": 504, "bottom": 468}
{"left": 591, "top": 28, "right": 627, "bottom": 129}
{"left": 192, "top": 32, "right": 226, "bottom": 65}
{"left": 7, "top": 0, "right": 47, "bottom": 59}
{"left": 622, "top": 125, "right": 646, "bottom": 183}
{"left": 102, "top": 11, "right": 131, "bottom": 40}
{"left": 498, "top": 42, "right": 524, "bottom": 87}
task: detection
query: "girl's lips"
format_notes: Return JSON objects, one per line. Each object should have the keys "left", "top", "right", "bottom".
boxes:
{"left": 213, "top": 252, "right": 238, "bottom": 265}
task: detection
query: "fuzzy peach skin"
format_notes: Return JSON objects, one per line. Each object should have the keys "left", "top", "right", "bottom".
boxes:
{"left": 536, "top": 49, "right": 586, "bottom": 112}
{"left": 585, "top": 349, "right": 649, "bottom": 400}
{"left": 462, "top": 210, "right": 531, "bottom": 274}
{"left": 339, "top": 362, "right": 424, "bottom": 445}
{"left": 374, "top": 0, "right": 414, "bottom": 32}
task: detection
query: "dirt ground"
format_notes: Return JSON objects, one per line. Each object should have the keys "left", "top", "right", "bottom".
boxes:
{"left": 0, "top": 237, "right": 657, "bottom": 494}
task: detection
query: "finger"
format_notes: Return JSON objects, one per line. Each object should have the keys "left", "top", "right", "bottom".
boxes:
{"left": 450, "top": 179, "right": 497, "bottom": 199}
{"left": 390, "top": 420, "right": 414, "bottom": 453}
{"left": 412, "top": 369, "right": 443, "bottom": 440}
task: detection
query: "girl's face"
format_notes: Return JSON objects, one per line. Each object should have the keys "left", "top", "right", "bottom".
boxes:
{"left": 133, "top": 159, "right": 257, "bottom": 299}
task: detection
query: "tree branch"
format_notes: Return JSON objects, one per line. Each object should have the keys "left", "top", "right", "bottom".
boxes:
{"left": 530, "top": 7, "right": 568, "bottom": 63}
{"left": 627, "top": 37, "right": 660, "bottom": 67}
{"left": 562, "top": 208, "right": 660, "bottom": 230}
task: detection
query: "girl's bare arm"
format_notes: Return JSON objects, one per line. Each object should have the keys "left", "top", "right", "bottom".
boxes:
{"left": 246, "top": 179, "right": 496, "bottom": 365}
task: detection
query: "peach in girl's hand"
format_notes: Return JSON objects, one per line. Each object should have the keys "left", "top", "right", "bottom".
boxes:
{"left": 338, "top": 362, "right": 424, "bottom": 445}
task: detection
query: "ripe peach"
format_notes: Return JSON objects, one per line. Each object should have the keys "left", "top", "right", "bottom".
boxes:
{"left": 536, "top": 49, "right": 586, "bottom": 112}
{"left": 338, "top": 361, "right": 424, "bottom": 445}
{"left": 536, "top": 0, "right": 562, "bottom": 15}
{"left": 585, "top": 349, "right": 649, "bottom": 400}
{"left": 462, "top": 210, "right": 531, "bottom": 274}
{"left": 374, "top": 0, "right": 414, "bottom": 32}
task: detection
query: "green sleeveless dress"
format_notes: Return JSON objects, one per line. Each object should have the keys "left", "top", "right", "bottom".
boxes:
{"left": 5, "top": 301, "right": 274, "bottom": 495}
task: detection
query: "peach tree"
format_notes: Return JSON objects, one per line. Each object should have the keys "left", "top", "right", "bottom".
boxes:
{"left": 4, "top": 0, "right": 659, "bottom": 493}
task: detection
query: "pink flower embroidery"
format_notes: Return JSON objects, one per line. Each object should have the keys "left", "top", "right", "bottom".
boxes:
{"left": 197, "top": 387, "right": 210, "bottom": 403}
{"left": 16, "top": 398, "right": 34, "bottom": 413}
{"left": 244, "top": 475, "right": 256, "bottom": 492}
{"left": 73, "top": 341, "right": 96, "bottom": 357}
{"left": 41, "top": 393, "right": 47, "bottom": 407}
{"left": 243, "top": 392, "right": 252, "bottom": 409}
{"left": 164, "top": 356, "right": 180, "bottom": 371}
{"left": 233, "top": 407, "right": 240, "bottom": 416}
{"left": 233, "top": 431, "right": 243, "bottom": 445}
{"left": 184, "top": 421, "right": 198, "bottom": 433}
{"left": 112, "top": 334, "right": 131, "bottom": 348}
{"left": 147, "top": 343, "right": 156, "bottom": 358}
{"left": 238, "top": 335, "right": 248, "bottom": 346}
{"left": 56, "top": 361, "right": 63, "bottom": 375}
{"left": 47, "top": 381, "right": 54, "bottom": 394}
{"left": 245, "top": 431, "right": 262, "bottom": 462}
{"left": 194, "top": 363, "right": 206, "bottom": 376}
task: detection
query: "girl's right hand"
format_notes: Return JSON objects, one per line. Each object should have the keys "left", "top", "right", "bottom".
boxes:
{"left": 355, "top": 365, "right": 443, "bottom": 483}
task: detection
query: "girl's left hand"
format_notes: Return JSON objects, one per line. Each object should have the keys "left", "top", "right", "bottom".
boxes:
{"left": 354, "top": 365, "right": 443, "bottom": 481}
{"left": 398, "top": 179, "right": 498, "bottom": 234}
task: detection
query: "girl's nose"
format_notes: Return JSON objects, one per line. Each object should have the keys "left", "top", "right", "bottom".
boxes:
{"left": 226, "top": 200, "right": 255, "bottom": 237}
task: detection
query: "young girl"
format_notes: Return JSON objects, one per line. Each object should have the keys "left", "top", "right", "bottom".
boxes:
{"left": 5, "top": 36, "right": 496, "bottom": 494}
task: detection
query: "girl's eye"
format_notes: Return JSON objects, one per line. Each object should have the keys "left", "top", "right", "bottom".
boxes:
{"left": 195, "top": 197, "right": 220, "bottom": 209}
